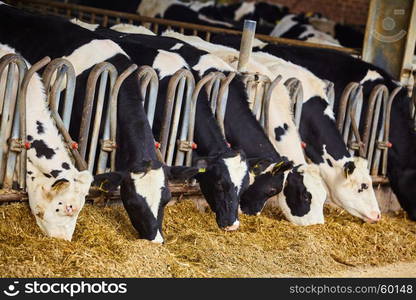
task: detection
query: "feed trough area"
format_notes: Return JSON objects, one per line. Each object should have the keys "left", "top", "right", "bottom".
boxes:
{"left": 1, "top": 200, "right": 415, "bottom": 278}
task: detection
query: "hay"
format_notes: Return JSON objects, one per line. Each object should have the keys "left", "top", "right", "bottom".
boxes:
{"left": 0, "top": 200, "right": 415, "bottom": 278}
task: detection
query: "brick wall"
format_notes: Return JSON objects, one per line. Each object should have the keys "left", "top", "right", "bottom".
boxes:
{"left": 267, "top": 0, "right": 370, "bottom": 25}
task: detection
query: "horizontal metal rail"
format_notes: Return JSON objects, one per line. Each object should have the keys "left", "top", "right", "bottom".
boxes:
{"left": 6, "top": 0, "right": 359, "bottom": 55}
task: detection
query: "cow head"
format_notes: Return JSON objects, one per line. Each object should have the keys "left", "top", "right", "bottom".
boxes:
{"left": 278, "top": 163, "right": 326, "bottom": 225}
{"left": 27, "top": 164, "right": 93, "bottom": 241}
{"left": 92, "top": 160, "right": 201, "bottom": 243}
{"left": 194, "top": 150, "right": 249, "bottom": 230}
{"left": 240, "top": 158, "right": 293, "bottom": 215}
{"left": 320, "top": 157, "right": 381, "bottom": 222}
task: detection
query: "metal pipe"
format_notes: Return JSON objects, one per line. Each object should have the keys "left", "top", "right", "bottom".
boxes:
{"left": 42, "top": 58, "right": 88, "bottom": 171}
{"left": 216, "top": 72, "right": 236, "bottom": 137}
{"left": 137, "top": 66, "right": 159, "bottom": 128}
{"left": 237, "top": 20, "right": 256, "bottom": 73}
{"left": 263, "top": 75, "right": 282, "bottom": 136}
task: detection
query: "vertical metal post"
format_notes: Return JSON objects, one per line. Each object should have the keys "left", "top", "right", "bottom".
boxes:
{"left": 237, "top": 20, "right": 256, "bottom": 73}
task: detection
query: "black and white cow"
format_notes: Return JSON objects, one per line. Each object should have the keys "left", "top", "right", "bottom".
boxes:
{"left": 209, "top": 35, "right": 381, "bottom": 222}
{"left": 0, "top": 43, "right": 93, "bottom": 241}
{"left": 251, "top": 42, "right": 416, "bottom": 221}
{"left": 162, "top": 31, "right": 327, "bottom": 225}
{"left": 92, "top": 23, "right": 327, "bottom": 225}
{"left": 0, "top": 3, "right": 200, "bottom": 243}
{"left": 70, "top": 19, "right": 251, "bottom": 231}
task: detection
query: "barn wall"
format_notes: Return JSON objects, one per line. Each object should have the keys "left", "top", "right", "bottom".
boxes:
{"left": 267, "top": 0, "right": 370, "bottom": 25}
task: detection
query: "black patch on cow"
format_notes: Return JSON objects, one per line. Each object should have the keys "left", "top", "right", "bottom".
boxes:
{"left": 36, "top": 121, "right": 45, "bottom": 134}
{"left": 27, "top": 171, "right": 33, "bottom": 175}
{"left": 27, "top": 135, "right": 33, "bottom": 141}
{"left": 51, "top": 178, "right": 69, "bottom": 188}
{"left": 62, "top": 162, "right": 70, "bottom": 170}
{"left": 31, "top": 140, "right": 56, "bottom": 159}
{"left": 326, "top": 159, "right": 333, "bottom": 167}
{"left": 43, "top": 173, "right": 51, "bottom": 178}
{"left": 283, "top": 168, "right": 312, "bottom": 217}
{"left": 274, "top": 126, "right": 286, "bottom": 142}
{"left": 344, "top": 161, "right": 356, "bottom": 176}
{"left": 50, "top": 170, "right": 62, "bottom": 178}
{"left": 283, "top": 123, "right": 288, "bottom": 130}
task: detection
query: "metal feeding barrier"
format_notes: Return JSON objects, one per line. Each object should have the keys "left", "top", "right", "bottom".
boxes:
{"left": 0, "top": 54, "right": 27, "bottom": 190}
{"left": 159, "top": 69, "right": 196, "bottom": 167}
{"left": 337, "top": 82, "right": 401, "bottom": 181}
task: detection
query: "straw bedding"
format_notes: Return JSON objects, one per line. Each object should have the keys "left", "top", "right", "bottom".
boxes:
{"left": 0, "top": 199, "right": 415, "bottom": 278}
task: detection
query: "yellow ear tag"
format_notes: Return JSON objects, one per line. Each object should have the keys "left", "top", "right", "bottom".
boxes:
{"left": 344, "top": 168, "right": 349, "bottom": 179}
{"left": 198, "top": 168, "right": 206, "bottom": 173}
{"left": 271, "top": 161, "right": 284, "bottom": 175}
{"left": 306, "top": 11, "right": 314, "bottom": 17}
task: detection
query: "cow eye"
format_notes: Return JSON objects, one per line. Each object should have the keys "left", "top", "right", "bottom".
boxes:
{"left": 58, "top": 202, "right": 62, "bottom": 205}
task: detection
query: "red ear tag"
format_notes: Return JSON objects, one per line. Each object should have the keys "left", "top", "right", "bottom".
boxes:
{"left": 387, "top": 142, "right": 392, "bottom": 148}
{"left": 192, "top": 142, "right": 198, "bottom": 150}
{"left": 24, "top": 142, "right": 31, "bottom": 149}
{"left": 71, "top": 142, "right": 78, "bottom": 150}
{"left": 155, "top": 142, "right": 161, "bottom": 149}
{"left": 301, "top": 141, "right": 307, "bottom": 149}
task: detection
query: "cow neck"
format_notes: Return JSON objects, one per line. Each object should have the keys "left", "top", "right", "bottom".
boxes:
{"left": 224, "top": 79, "right": 281, "bottom": 163}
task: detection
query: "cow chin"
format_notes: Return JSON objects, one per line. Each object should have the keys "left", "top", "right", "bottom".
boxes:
{"left": 34, "top": 215, "right": 77, "bottom": 241}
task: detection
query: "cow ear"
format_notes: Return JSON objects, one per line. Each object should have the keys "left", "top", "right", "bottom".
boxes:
{"left": 353, "top": 157, "right": 368, "bottom": 170}
{"left": 343, "top": 161, "right": 356, "bottom": 178}
{"left": 92, "top": 172, "right": 125, "bottom": 193}
{"left": 51, "top": 178, "right": 70, "bottom": 192}
{"left": 247, "top": 158, "right": 272, "bottom": 176}
{"left": 271, "top": 161, "right": 294, "bottom": 175}
{"left": 74, "top": 170, "right": 93, "bottom": 194}
{"left": 165, "top": 166, "right": 203, "bottom": 180}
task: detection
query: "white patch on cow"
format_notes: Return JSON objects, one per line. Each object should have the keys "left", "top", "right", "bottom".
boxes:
{"left": 223, "top": 154, "right": 248, "bottom": 194}
{"left": 70, "top": 18, "right": 99, "bottom": 31}
{"left": 63, "top": 39, "right": 129, "bottom": 76}
{"left": 234, "top": 2, "right": 256, "bottom": 21}
{"left": 131, "top": 168, "right": 165, "bottom": 220}
{"left": 319, "top": 147, "right": 380, "bottom": 222}
{"left": 137, "top": 0, "right": 179, "bottom": 18}
{"left": 360, "top": 69, "right": 383, "bottom": 84}
{"left": 299, "top": 25, "right": 341, "bottom": 46}
{"left": 152, "top": 49, "right": 188, "bottom": 79}
{"left": 152, "top": 231, "right": 164, "bottom": 243}
{"left": 270, "top": 14, "right": 298, "bottom": 37}
{"left": 323, "top": 104, "right": 335, "bottom": 120}
{"left": 111, "top": 23, "right": 156, "bottom": 36}
{"left": 0, "top": 44, "right": 93, "bottom": 241}
{"left": 193, "top": 53, "right": 234, "bottom": 76}
{"left": 252, "top": 38, "right": 268, "bottom": 49}
{"left": 198, "top": 14, "right": 233, "bottom": 27}
{"left": 170, "top": 43, "right": 184, "bottom": 50}
{"left": 189, "top": 0, "right": 215, "bottom": 11}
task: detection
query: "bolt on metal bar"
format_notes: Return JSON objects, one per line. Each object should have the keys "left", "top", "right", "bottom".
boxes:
{"left": 0, "top": 54, "right": 27, "bottom": 188}
{"left": 78, "top": 62, "right": 117, "bottom": 172}
{"left": 137, "top": 66, "right": 159, "bottom": 128}
{"left": 42, "top": 58, "right": 87, "bottom": 171}
{"left": 284, "top": 77, "right": 304, "bottom": 128}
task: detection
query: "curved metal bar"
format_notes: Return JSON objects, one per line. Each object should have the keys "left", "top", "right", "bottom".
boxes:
{"left": 284, "top": 77, "right": 304, "bottom": 128}
{"left": 78, "top": 62, "right": 117, "bottom": 170}
{"left": 103, "top": 63, "right": 138, "bottom": 172}
{"left": 337, "top": 82, "right": 365, "bottom": 157}
{"left": 0, "top": 54, "right": 27, "bottom": 188}
{"left": 42, "top": 58, "right": 88, "bottom": 171}
{"left": 136, "top": 65, "right": 159, "bottom": 128}
{"left": 160, "top": 69, "right": 195, "bottom": 166}
{"left": 216, "top": 72, "right": 236, "bottom": 137}
{"left": 372, "top": 86, "right": 401, "bottom": 177}
{"left": 204, "top": 72, "right": 225, "bottom": 114}
{"left": 262, "top": 75, "right": 282, "bottom": 136}
{"left": 362, "top": 84, "right": 389, "bottom": 174}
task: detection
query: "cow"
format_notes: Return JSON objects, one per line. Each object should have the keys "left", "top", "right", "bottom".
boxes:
{"left": 248, "top": 42, "right": 416, "bottom": 221}
{"left": 0, "top": 3, "right": 201, "bottom": 243}
{"left": 162, "top": 30, "right": 328, "bottom": 224}
{"left": 0, "top": 43, "right": 93, "bottom": 241}
{"left": 71, "top": 19, "right": 251, "bottom": 231}
{"left": 205, "top": 35, "right": 382, "bottom": 223}
{"left": 85, "top": 22, "right": 328, "bottom": 225}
